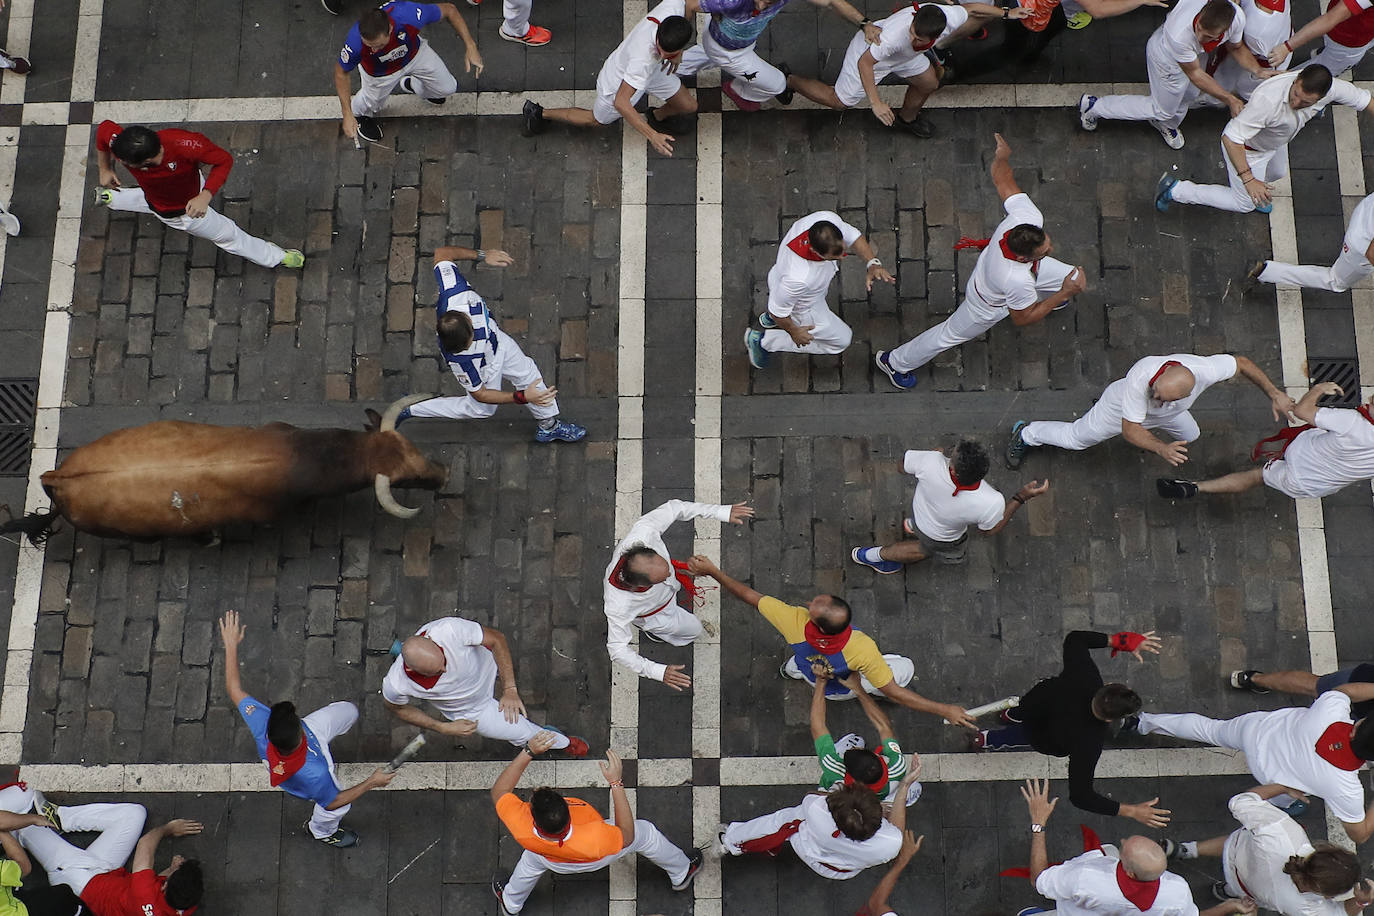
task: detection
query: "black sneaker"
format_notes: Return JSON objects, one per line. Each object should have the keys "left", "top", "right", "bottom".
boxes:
{"left": 776, "top": 63, "right": 794, "bottom": 106}
{"left": 672, "top": 848, "right": 705, "bottom": 891}
{"left": 320, "top": 0, "right": 342, "bottom": 13}
{"left": 1118, "top": 715, "right": 1141, "bottom": 735}
{"left": 1242, "top": 259, "right": 1267, "bottom": 294}
{"left": 316, "top": 827, "right": 359, "bottom": 848}
{"left": 1156, "top": 478, "right": 1198, "bottom": 499}
{"left": 522, "top": 99, "right": 545, "bottom": 137}
{"left": 1211, "top": 881, "right": 1232, "bottom": 903}
{"left": 31, "top": 790, "right": 60, "bottom": 831}
{"left": 1229, "top": 669, "right": 1270, "bottom": 694}
{"left": 491, "top": 876, "right": 519, "bottom": 915}
{"left": 355, "top": 116, "right": 382, "bottom": 143}
{"left": 651, "top": 111, "right": 695, "bottom": 136}
{"left": 893, "top": 114, "right": 936, "bottom": 138}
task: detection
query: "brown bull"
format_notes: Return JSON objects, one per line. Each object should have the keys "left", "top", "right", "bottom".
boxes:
{"left": 0, "top": 394, "right": 447, "bottom": 543}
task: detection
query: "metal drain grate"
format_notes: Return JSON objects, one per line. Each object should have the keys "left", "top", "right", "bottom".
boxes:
{"left": 0, "top": 379, "right": 36, "bottom": 476}
{"left": 1309, "top": 358, "right": 1362, "bottom": 408}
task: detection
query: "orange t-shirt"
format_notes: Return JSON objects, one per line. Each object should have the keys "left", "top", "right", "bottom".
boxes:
{"left": 496, "top": 793, "right": 626, "bottom": 863}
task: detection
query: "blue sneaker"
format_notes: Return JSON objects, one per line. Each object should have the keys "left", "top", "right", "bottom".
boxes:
{"left": 851, "top": 547, "right": 902, "bottom": 575}
{"left": 1078, "top": 93, "right": 1098, "bottom": 131}
{"left": 389, "top": 638, "right": 403, "bottom": 659}
{"left": 1155, "top": 173, "right": 1178, "bottom": 213}
{"left": 744, "top": 329, "right": 769, "bottom": 369}
{"left": 1255, "top": 200, "right": 1273, "bottom": 214}
{"left": 1017, "top": 909, "right": 1051, "bottom": 916}
{"left": 535, "top": 419, "right": 587, "bottom": 443}
{"left": 758, "top": 312, "right": 777, "bottom": 329}
{"left": 875, "top": 350, "right": 917, "bottom": 390}
{"left": 1006, "top": 420, "right": 1031, "bottom": 470}
{"left": 1283, "top": 798, "right": 1309, "bottom": 818}
{"left": 394, "top": 406, "right": 413, "bottom": 427}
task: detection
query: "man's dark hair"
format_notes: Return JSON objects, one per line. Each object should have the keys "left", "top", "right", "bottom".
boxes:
{"left": 952, "top": 440, "right": 990, "bottom": 487}
{"left": 1004, "top": 224, "right": 1047, "bottom": 259}
{"left": 266, "top": 702, "right": 302, "bottom": 754}
{"left": 163, "top": 859, "right": 204, "bottom": 910}
{"left": 437, "top": 311, "right": 474, "bottom": 354}
{"left": 807, "top": 221, "right": 846, "bottom": 258}
{"left": 1298, "top": 64, "right": 1334, "bottom": 98}
{"left": 619, "top": 545, "right": 659, "bottom": 588}
{"left": 359, "top": 9, "right": 392, "bottom": 40}
{"left": 1197, "top": 0, "right": 1236, "bottom": 31}
{"left": 814, "top": 595, "right": 852, "bottom": 634}
{"left": 843, "top": 748, "right": 886, "bottom": 786}
{"left": 827, "top": 784, "right": 882, "bottom": 841}
{"left": 531, "top": 787, "right": 571, "bottom": 836}
{"left": 913, "top": 5, "right": 948, "bottom": 38}
{"left": 1351, "top": 717, "right": 1374, "bottom": 760}
{"left": 655, "top": 16, "right": 694, "bottom": 53}
{"left": 1283, "top": 845, "right": 1361, "bottom": 897}
{"left": 110, "top": 126, "right": 162, "bottom": 166}
{"left": 1093, "top": 683, "right": 1142, "bottom": 720}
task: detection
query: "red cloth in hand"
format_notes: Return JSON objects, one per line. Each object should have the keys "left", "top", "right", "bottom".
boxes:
{"left": 1110, "top": 632, "right": 1146, "bottom": 657}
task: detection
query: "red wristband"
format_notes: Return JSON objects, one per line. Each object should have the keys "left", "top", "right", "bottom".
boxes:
{"left": 513, "top": 390, "right": 528, "bottom": 405}
{"left": 1110, "top": 632, "right": 1146, "bottom": 657}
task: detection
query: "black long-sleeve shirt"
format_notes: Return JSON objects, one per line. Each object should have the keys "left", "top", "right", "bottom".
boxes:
{"left": 1017, "top": 630, "right": 1119, "bottom": 817}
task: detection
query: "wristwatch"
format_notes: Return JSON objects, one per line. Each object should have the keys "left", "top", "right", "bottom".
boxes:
{"left": 1030, "top": 823, "right": 1045, "bottom": 834}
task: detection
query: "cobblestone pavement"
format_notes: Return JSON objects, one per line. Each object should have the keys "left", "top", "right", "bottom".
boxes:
{"left": 0, "top": 0, "right": 1370, "bottom": 912}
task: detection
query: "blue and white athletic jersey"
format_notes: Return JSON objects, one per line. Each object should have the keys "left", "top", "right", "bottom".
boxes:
{"left": 339, "top": 1, "right": 441, "bottom": 77}
{"left": 700, "top": 0, "right": 796, "bottom": 50}
{"left": 434, "top": 260, "right": 499, "bottom": 392}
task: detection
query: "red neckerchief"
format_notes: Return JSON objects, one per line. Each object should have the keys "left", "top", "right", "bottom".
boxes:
{"left": 608, "top": 554, "right": 653, "bottom": 593}
{"left": 949, "top": 466, "right": 980, "bottom": 496}
{"left": 1252, "top": 424, "right": 1312, "bottom": 462}
{"left": 912, "top": 35, "right": 936, "bottom": 51}
{"left": 403, "top": 630, "right": 443, "bottom": 689}
{"left": 1194, "top": 16, "right": 1225, "bottom": 52}
{"left": 1316, "top": 721, "right": 1364, "bottom": 770}
{"left": 1115, "top": 862, "right": 1161, "bottom": 911}
{"left": 1359, "top": 404, "right": 1374, "bottom": 425}
{"left": 804, "top": 621, "right": 852, "bottom": 654}
{"left": 266, "top": 739, "right": 308, "bottom": 787}
{"left": 841, "top": 756, "right": 890, "bottom": 795}
{"left": 1255, "top": 0, "right": 1285, "bottom": 10}
{"left": 669, "top": 559, "right": 703, "bottom": 601}
{"left": 533, "top": 820, "right": 573, "bottom": 847}
{"left": 1147, "top": 359, "right": 1182, "bottom": 389}
{"left": 787, "top": 231, "right": 836, "bottom": 262}
{"left": 997, "top": 232, "right": 1039, "bottom": 276}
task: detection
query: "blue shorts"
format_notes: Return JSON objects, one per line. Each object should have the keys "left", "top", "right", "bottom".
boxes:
{"left": 1317, "top": 664, "right": 1374, "bottom": 694}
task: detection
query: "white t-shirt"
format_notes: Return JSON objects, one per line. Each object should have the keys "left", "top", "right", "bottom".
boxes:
{"left": 1343, "top": 192, "right": 1374, "bottom": 262}
{"left": 1222, "top": 791, "right": 1346, "bottom": 916}
{"left": 870, "top": 4, "right": 969, "bottom": 70}
{"left": 1224, "top": 70, "right": 1371, "bottom": 153}
{"left": 381, "top": 616, "right": 498, "bottom": 719}
{"left": 1235, "top": 0, "right": 1291, "bottom": 63}
{"left": 788, "top": 793, "right": 903, "bottom": 880}
{"left": 1108, "top": 353, "right": 1239, "bottom": 425}
{"left": 963, "top": 193, "right": 1046, "bottom": 320}
{"left": 1155, "top": 0, "right": 1245, "bottom": 65}
{"left": 1244, "top": 692, "right": 1366, "bottom": 824}
{"left": 1280, "top": 406, "right": 1374, "bottom": 498}
{"left": 767, "top": 211, "right": 863, "bottom": 319}
{"left": 1036, "top": 851, "right": 1200, "bottom": 916}
{"left": 904, "top": 450, "right": 1005, "bottom": 543}
{"left": 597, "top": 0, "right": 686, "bottom": 96}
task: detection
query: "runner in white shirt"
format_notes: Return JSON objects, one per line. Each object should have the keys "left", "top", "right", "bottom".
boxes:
{"left": 1277, "top": 0, "right": 1374, "bottom": 79}
{"left": 1126, "top": 687, "right": 1374, "bottom": 843}
{"left": 604, "top": 499, "right": 753, "bottom": 690}
{"left": 520, "top": 0, "right": 698, "bottom": 157}
{"left": 1171, "top": 786, "right": 1370, "bottom": 916}
{"left": 851, "top": 441, "right": 1048, "bottom": 574}
{"left": 784, "top": 2, "right": 1022, "bottom": 137}
{"left": 382, "top": 616, "right": 589, "bottom": 755}
{"left": 1253, "top": 191, "right": 1374, "bottom": 292}
{"left": 1007, "top": 353, "right": 1293, "bottom": 468}
{"left": 1078, "top": 0, "right": 1270, "bottom": 149}
{"left": 1159, "top": 65, "right": 1372, "bottom": 213}
{"left": 1158, "top": 381, "right": 1374, "bottom": 500}
{"left": 719, "top": 776, "right": 916, "bottom": 880}
{"left": 1195, "top": 0, "right": 1292, "bottom": 103}
{"left": 744, "top": 210, "right": 894, "bottom": 368}
{"left": 875, "top": 133, "right": 1085, "bottom": 389}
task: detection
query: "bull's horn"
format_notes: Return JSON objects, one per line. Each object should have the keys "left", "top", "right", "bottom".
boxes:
{"left": 374, "top": 474, "right": 421, "bottom": 519}
{"left": 379, "top": 393, "right": 436, "bottom": 432}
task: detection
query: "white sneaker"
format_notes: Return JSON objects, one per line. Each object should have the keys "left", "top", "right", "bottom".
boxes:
{"left": 0, "top": 207, "right": 19, "bottom": 237}
{"left": 904, "top": 780, "right": 923, "bottom": 807}
{"left": 1151, "top": 121, "right": 1184, "bottom": 149}
{"left": 834, "top": 733, "right": 866, "bottom": 754}
{"left": 1078, "top": 94, "right": 1098, "bottom": 131}
{"left": 399, "top": 77, "right": 417, "bottom": 95}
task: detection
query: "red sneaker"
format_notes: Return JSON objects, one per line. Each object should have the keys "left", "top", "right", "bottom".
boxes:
{"left": 564, "top": 736, "right": 590, "bottom": 757}
{"left": 721, "top": 80, "right": 761, "bottom": 112}
{"left": 501, "top": 24, "right": 552, "bottom": 46}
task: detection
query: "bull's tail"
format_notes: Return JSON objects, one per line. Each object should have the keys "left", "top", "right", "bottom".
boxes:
{"left": 0, "top": 507, "right": 59, "bottom": 547}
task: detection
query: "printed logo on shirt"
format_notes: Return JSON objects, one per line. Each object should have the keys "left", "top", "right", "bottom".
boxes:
{"left": 142, "top": 906, "right": 154, "bottom": 916}
{"left": 340, "top": 46, "right": 352, "bottom": 63}
{"left": 378, "top": 44, "right": 409, "bottom": 63}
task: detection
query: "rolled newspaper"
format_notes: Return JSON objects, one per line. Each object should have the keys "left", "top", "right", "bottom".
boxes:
{"left": 385, "top": 733, "right": 427, "bottom": 773}
{"left": 945, "top": 696, "right": 1021, "bottom": 724}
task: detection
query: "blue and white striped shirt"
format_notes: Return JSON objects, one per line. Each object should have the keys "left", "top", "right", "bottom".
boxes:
{"left": 434, "top": 260, "right": 499, "bottom": 392}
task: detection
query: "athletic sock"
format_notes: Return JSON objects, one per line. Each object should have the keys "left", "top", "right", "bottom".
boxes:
{"left": 538, "top": 417, "right": 557, "bottom": 430}
{"left": 860, "top": 547, "right": 884, "bottom": 564}
{"left": 1178, "top": 841, "right": 1198, "bottom": 860}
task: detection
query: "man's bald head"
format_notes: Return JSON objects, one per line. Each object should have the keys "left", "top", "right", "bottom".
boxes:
{"left": 1152, "top": 364, "right": 1196, "bottom": 403}
{"left": 1120, "top": 836, "right": 1167, "bottom": 882}
{"left": 401, "top": 635, "right": 446, "bottom": 675}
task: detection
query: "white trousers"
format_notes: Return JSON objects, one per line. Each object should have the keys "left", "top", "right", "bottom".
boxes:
{"left": 1091, "top": 36, "right": 1198, "bottom": 130}
{"left": 887, "top": 258, "right": 1075, "bottom": 372}
{"left": 1260, "top": 236, "right": 1374, "bottom": 292}
{"left": 105, "top": 188, "right": 285, "bottom": 267}
{"left": 301, "top": 701, "right": 357, "bottom": 839}
{"left": 1021, "top": 392, "right": 1200, "bottom": 451}
{"left": 782, "top": 654, "right": 916, "bottom": 699}
{"left": 501, "top": 820, "right": 690, "bottom": 912}
{"left": 1307, "top": 36, "right": 1373, "bottom": 78}
{"left": 1171, "top": 142, "right": 1287, "bottom": 213}
{"left": 636, "top": 602, "right": 704, "bottom": 645}
{"left": 11, "top": 790, "right": 147, "bottom": 897}
{"left": 502, "top": 0, "right": 533, "bottom": 37}
{"left": 352, "top": 41, "right": 458, "bottom": 116}
{"left": 761, "top": 301, "right": 853, "bottom": 355}
{"left": 677, "top": 29, "right": 787, "bottom": 102}
{"left": 443, "top": 695, "right": 572, "bottom": 749}
{"left": 408, "top": 329, "right": 560, "bottom": 421}
{"left": 721, "top": 804, "right": 864, "bottom": 879}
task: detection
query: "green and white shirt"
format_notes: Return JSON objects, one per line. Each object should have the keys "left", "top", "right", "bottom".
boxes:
{"left": 815, "top": 734, "right": 907, "bottom": 803}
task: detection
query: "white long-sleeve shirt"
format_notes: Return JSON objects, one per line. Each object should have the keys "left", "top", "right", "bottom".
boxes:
{"left": 1036, "top": 851, "right": 1199, "bottom": 915}
{"left": 1222, "top": 791, "right": 1347, "bottom": 916}
{"left": 602, "top": 500, "right": 732, "bottom": 681}
{"left": 1223, "top": 70, "right": 1371, "bottom": 153}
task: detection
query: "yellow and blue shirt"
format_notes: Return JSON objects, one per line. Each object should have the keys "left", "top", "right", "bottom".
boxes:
{"left": 757, "top": 596, "right": 893, "bottom": 698}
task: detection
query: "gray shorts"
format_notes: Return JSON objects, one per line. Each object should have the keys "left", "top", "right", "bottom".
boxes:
{"left": 914, "top": 525, "right": 968, "bottom": 564}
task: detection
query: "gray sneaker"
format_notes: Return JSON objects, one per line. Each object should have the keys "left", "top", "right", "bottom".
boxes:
{"left": 1006, "top": 420, "right": 1031, "bottom": 470}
